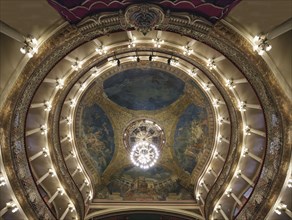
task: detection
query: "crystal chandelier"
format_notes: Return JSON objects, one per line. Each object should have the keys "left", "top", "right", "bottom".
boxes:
{"left": 124, "top": 119, "right": 165, "bottom": 169}
{"left": 130, "top": 142, "right": 159, "bottom": 169}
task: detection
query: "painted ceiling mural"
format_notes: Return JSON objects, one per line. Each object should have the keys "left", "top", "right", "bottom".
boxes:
{"left": 96, "top": 166, "right": 194, "bottom": 201}
{"left": 48, "top": 0, "right": 241, "bottom": 24}
{"left": 77, "top": 103, "right": 115, "bottom": 175}
{"left": 75, "top": 67, "right": 213, "bottom": 202}
{"left": 103, "top": 68, "right": 185, "bottom": 110}
{"left": 174, "top": 103, "right": 208, "bottom": 174}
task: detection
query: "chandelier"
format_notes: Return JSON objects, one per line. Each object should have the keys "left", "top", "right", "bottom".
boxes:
{"left": 124, "top": 119, "right": 165, "bottom": 169}
{"left": 130, "top": 142, "right": 159, "bottom": 169}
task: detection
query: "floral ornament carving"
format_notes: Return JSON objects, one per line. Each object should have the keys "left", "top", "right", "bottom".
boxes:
{"left": 124, "top": 4, "right": 165, "bottom": 35}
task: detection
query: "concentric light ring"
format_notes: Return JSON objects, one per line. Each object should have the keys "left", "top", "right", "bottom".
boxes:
{"left": 130, "top": 142, "right": 159, "bottom": 169}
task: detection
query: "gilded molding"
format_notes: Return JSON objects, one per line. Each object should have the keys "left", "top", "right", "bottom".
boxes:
{"left": 123, "top": 4, "right": 165, "bottom": 35}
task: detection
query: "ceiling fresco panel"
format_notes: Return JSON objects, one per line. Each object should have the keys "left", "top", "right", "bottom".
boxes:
{"left": 77, "top": 103, "right": 115, "bottom": 175}
{"left": 103, "top": 68, "right": 185, "bottom": 110}
{"left": 174, "top": 103, "right": 209, "bottom": 174}
{"left": 95, "top": 166, "right": 195, "bottom": 201}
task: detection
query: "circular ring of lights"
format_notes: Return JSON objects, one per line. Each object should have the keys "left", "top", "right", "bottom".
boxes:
{"left": 130, "top": 142, "right": 159, "bottom": 169}
{"left": 123, "top": 119, "right": 165, "bottom": 151}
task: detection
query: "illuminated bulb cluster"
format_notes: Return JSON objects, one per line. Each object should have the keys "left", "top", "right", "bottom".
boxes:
{"left": 152, "top": 38, "right": 164, "bottom": 48}
{"left": 207, "top": 58, "right": 216, "bottom": 70}
{"left": 244, "top": 126, "right": 251, "bottom": 135}
{"left": 49, "top": 168, "right": 56, "bottom": 177}
{"left": 203, "top": 83, "right": 211, "bottom": 91}
{"left": 67, "top": 135, "right": 73, "bottom": 142}
{"left": 68, "top": 203, "right": 75, "bottom": 212}
{"left": 214, "top": 151, "right": 220, "bottom": 158}
{"left": 218, "top": 135, "right": 223, "bottom": 143}
{"left": 213, "top": 99, "right": 220, "bottom": 108}
{"left": 188, "top": 68, "right": 198, "bottom": 78}
{"left": 40, "top": 124, "right": 48, "bottom": 135}
{"left": 238, "top": 101, "right": 247, "bottom": 112}
{"left": 66, "top": 117, "right": 72, "bottom": 125}
{"left": 76, "top": 166, "right": 82, "bottom": 173}
{"left": 275, "top": 202, "right": 287, "bottom": 215}
{"left": 95, "top": 45, "right": 107, "bottom": 55}
{"left": 57, "top": 187, "right": 65, "bottom": 195}
{"left": 79, "top": 83, "right": 86, "bottom": 91}
{"left": 20, "top": 36, "right": 38, "bottom": 58}
{"left": 149, "top": 55, "right": 158, "bottom": 61}
{"left": 0, "top": 175, "right": 6, "bottom": 186}
{"left": 226, "top": 79, "right": 236, "bottom": 89}
{"left": 218, "top": 116, "right": 224, "bottom": 125}
{"left": 196, "top": 193, "right": 201, "bottom": 200}
{"left": 84, "top": 179, "right": 89, "bottom": 186}
{"left": 128, "top": 37, "right": 136, "bottom": 48}
{"left": 130, "top": 56, "right": 140, "bottom": 62}
{"left": 253, "top": 35, "right": 272, "bottom": 55}
{"left": 182, "top": 45, "right": 193, "bottom": 55}
{"left": 69, "top": 150, "right": 76, "bottom": 158}
{"left": 169, "top": 58, "right": 179, "bottom": 66}
{"left": 87, "top": 191, "right": 93, "bottom": 201}
{"left": 130, "top": 142, "right": 159, "bottom": 169}
{"left": 56, "top": 78, "right": 65, "bottom": 89}
{"left": 225, "top": 188, "right": 232, "bottom": 197}
{"left": 215, "top": 204, "right": 222, "bottom": 213}
{"left": 6, "top": 201, "right": 18, "bottom": 213}
{"left": 69, "top": 98, "right": 76, "bottom": 108}
{"left": 91, "top": 67, "right": 99, "bottom": 77}
{"left": 42, "top": 148, "right": 49, "bottom": 157}
{"left": 71, "top": 59, "right": 83, "bottom": 71}
{"left": 108, "top": 58, "right": 120, "bottom": 66}
{"left": 242, "top": 147, "right": 249, "bottom": 157}
{"left": 44, "top": 101, "right": 52, "bottom": 112}
{"left": 236, "top": 169, "right": 242, "bottom": 178}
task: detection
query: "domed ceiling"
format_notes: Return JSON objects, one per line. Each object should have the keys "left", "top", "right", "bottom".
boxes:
{"left": 74, "top": 67, "right": 214, "bottom": 202}
{"left": 0, "top": 1, "right": 291, "bottom": 220}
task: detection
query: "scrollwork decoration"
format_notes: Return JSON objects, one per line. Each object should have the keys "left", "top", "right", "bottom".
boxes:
{"left": 123, "top": 4, "right": 165, "bottom": 35}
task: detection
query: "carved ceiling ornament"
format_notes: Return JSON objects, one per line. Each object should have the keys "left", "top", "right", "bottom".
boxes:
{"left": 123, "top": 4, "right": 165, "bottom": 35}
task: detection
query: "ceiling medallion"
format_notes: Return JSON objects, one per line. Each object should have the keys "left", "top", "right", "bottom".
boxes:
{"left": 124, "top": 119, "right": 165, "bottom": 169}
{"left": 124, "top": 4, "right": 165, "bottom": 35}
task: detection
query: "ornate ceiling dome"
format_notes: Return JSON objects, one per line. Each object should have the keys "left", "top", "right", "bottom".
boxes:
{"left": 0, "top": 1, "right": 291, "bottom": 220}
